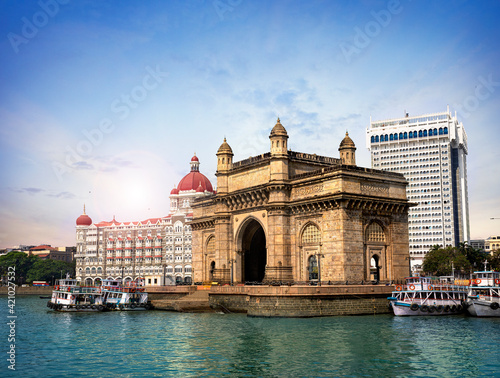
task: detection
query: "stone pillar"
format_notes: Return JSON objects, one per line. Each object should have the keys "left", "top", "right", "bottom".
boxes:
{"left": 265, "top": 207, "right": 293, "bottom": 283}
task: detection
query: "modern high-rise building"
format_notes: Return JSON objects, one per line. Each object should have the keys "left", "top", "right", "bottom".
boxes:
{"left": 366, "top": 108, "right": 470, "bottom": 271}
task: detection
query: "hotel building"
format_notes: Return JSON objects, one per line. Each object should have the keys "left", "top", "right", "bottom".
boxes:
{"left": 366, "top": 108, "right": 470, "bottom": 271}
{"left": 75, "top": 155, "right": 215, "bottom": 286}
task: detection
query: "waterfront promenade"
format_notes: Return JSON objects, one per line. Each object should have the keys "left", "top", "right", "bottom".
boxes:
{"left": 1, "top": 283, "right": 395, "bottom": 317}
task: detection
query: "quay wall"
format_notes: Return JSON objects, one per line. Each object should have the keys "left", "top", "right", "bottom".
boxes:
{"left": 209, "top": 285, "right": 394, "bottom": 317}
{"left": 0, "top": 286, "right": 52, "bottom": 295}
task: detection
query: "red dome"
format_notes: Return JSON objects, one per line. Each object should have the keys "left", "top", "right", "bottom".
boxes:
{"left": 178, "top": 171, "right": 213, "bottom": 192}
{"left": 196, "top": 183, "right": 204, "bottom": 193}
{"left": 170, "top": 187, "right": 179, "bottom": 195}
{"left": 76, "top": 213, "right": 92, "bottom": 226}
{"left": 191, "top": 154, "right": 199, "bottom": 162}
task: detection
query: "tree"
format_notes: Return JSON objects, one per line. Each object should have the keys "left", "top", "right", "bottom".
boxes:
{"left": 488, "top": 249, "right": 500, "bottom": 271}
{"left": 0, "top": 251, "right": 38, "bottom": 285}
{"left": 26, "top": 259, "right": 75, "bottom": 284}
{"left": 0, "top": 251, "right": 75, "bottom": 285}
{"left": 422, "top": 245, "right": 470, "bottom": 276}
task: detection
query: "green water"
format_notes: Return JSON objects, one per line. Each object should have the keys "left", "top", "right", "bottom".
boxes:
{"left": 1, "top": 296, "right": 499, "bottom": 377}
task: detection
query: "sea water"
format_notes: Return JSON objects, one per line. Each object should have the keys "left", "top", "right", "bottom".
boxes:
{"left": 1, "top": 296, "right": 500, "bottom": 377}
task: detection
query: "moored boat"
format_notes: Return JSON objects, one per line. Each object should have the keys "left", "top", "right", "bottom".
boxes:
{"left": 466, "top": 270, "right": 500, "bottom": 317}
{"left": 388, "top": 276, "right": 468, "bottom": 316}
{"left": 101, "top": 279, "right": 152, "bottom": 310}
{"left": 47, "top": 278, "right": 106, "bottom": 312}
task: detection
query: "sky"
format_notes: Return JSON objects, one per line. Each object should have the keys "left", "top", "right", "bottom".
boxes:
{"left": 1, "top": 0, "right": 499, "bottom": 248}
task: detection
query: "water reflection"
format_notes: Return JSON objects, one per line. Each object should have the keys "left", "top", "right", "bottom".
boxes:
{"left": 3, "top": 297, "right": 500, "bottom": 377}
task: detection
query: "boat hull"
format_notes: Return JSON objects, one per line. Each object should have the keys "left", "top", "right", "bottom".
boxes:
{"left": 390, "top": 301, "right": 464, "bottom": 316}
{"left": 466, "top": 300, "right": 500, "bottom": 317}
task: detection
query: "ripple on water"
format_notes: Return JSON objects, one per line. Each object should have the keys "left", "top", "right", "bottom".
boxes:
{"left": 3, "top": 298, "right": 500, "bottom": 377}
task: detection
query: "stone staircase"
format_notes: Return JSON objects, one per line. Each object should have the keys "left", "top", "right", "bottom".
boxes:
{"left": 152, "top": 289, "right": 213, "bottom": 312}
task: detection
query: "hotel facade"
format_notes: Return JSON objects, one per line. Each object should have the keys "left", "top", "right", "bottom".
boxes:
{"left": 366, "top": 108, "right": 470, "bottom": 271}
{"left": 75, "top": 155, "right": 214, "bottom": 286}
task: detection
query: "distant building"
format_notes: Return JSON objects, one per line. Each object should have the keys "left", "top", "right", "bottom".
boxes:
{"left": 191, "top": 119, "right": 412, "bottom": 284}
{"left": 469, "top": 239, "right": 485, "bottom": 252}
{"left": 366, "top": 108, "right": 470, "bottom": 271}
{"left": 485, "top": 236, "right": 500, "bottom": 254}
{"left": 75, "top": 155, "right": 214, "bottom": 286}
{"left": 28, "top": 245, "right": 74, "bottom": 262}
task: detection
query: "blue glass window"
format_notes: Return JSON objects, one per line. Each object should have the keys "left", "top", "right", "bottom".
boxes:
{"left": 419, "top": 130, "right": 423, "bottom": 137}
{"left": 423, "top": 130, "right": 427, "bottom": 137}
{"left": 444, "top": 127, "right": 448, "bottom": 134}
{"left": 375, "top": 135, "right": 379, "bottom": 142}
{"left": 404, "top": 132, "right": 407, "bottom": 139}
{"left": 439, "top": 128, "right": 443, "bottom": 135}
{"left": 371, "top": 136, "right": 374, "bottom": 143}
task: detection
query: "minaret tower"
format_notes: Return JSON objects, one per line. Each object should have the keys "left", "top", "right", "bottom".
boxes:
{"left": 216, "top": 138, "right": 233, "bottom": 194}
{"left": 269, "top": 118, "right": 289, "bottom": 181}
{"left": 339, "top": 131, "right": 356, "bottom": 166}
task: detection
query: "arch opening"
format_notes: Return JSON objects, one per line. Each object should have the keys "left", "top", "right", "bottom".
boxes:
{"left": 241, "top": 219, "right": 267, "bottom": 283}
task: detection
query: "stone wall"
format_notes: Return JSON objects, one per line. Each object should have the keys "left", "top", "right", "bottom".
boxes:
{"left": 209, "top": 285, "right": 393, "bottom": 317}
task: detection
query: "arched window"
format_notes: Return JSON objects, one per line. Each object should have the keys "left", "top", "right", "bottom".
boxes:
{"left": 97, "top": 267, "right": 102, "bottom": 274}
{"left": 404, "top": 132, "right": 408, "bottom": 139}
{"left": 206, "top": 236, "right": 215, "bottom": 255}
{"left": 91, "top": 267, "right": 96, "bottom": 275}
{"left": 367, "top": 222, "right": 386, "bottom": 242}
{"left": 444, "top": 127, "right": 448, "bottom": 134}
{"left": 371, "top": 136, "right": 374, "bottom": 143}
{"left": 423, "top": 130, "right": 427, "bottom": 137}
{"left": 390, "top": 134, "right": 394, "bottom": 141}
{"left": 85, "top": 267, "right": 90, "bottom": 274}
{"left": 308, "top": 255, "right": 318, "bottom": 281}
{"left": 413, "top": 131, "right": 417, "bottom": 138}
{"left": 399, "top": 132, "right": 403, "bottom": 139}
{"left": 375, "top": 135, "right": 379, "bottom": 142}
{"left": 394, "top": 133, "right": 398, "bottom": 140}
{"left": 409, "top": 132, "right": 413, "bottom": 138}
{"left": 302, "top": 224, "right": 321, "bottom": 244}
{"left": 419, "top": 130, "right": 423, "bottom": 137}
{"left": 433, "top": 128, "right": 437, "bottom": 135}
{"left": 439, "top": 127, "right": 443, "bottom": 135}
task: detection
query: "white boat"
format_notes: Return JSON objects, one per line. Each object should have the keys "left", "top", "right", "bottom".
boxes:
{"left": 388, "top": 276, "right": 468, "bottom": 316}
{"left": 101, "top": 279, "right": 152, "bottom": 310}
{"left": 466, "top": 270, "right": 500, "bottom": 317}
{"left": 47, "top": 278, "right": 106, "bottom": 312}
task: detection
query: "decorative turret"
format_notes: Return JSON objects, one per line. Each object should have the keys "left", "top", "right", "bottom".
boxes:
{"left": 269, "top": 118, "right": 289, "bottom": 181}
{"left": 269, "top": 118, "right": 288, "bottom": 155}
{"left": 216, "top": 137, "right": 233, "bottom": 171}
{"left": 190, "top": 153, "right": 200, "bottom": 172}
{"left": 216, "top": 137, "right": 233, "bottom": 194}
{"left": 339, "top": 131, "right": 356, "bottom": 166}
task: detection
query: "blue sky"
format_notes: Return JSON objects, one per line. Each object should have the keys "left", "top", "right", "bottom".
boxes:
{"left": 1, "top": 0, "right": 499, "bottom": 248}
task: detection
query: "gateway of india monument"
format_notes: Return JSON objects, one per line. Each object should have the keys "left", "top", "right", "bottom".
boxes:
{"left": 191, "top": 119, "right": 412, "bottom": 285}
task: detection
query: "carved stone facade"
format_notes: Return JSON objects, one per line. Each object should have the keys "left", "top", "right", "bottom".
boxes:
{"left": 191, "top": 119, "right": 412, "bottom": 284}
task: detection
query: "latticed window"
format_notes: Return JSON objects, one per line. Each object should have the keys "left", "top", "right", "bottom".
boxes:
{"left": 302, "top": 224, "right": 321, "bottom": 244}
{"left": 367, "top": 222, "right": 385, "bottom": 242}
{"left": 206, "top": 236, "right": 215, "bottom": 254}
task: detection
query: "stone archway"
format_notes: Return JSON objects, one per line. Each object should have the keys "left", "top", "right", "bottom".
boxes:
{"left": 239, "top": 219, "right": 267, "bottom": 283}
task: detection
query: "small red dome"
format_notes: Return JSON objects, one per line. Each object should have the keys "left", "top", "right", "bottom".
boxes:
{"left": 191, "top": 154, "right": 199, "bottom": 162}
{"left": 170, "top": 187, "right": 179, "bottom": 195}
{"left": 76, "top": 213, "right": 92, "bottom": 226}
{"left": 196, "top": 183, "right": 204, "bottom": 193}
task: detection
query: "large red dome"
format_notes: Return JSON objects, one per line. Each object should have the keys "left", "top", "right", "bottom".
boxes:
{"left": 176, "top": 155, "right": 214, "bottom": 193}
{"left": 178, "top": 171, "right": 213, "bottom": 192}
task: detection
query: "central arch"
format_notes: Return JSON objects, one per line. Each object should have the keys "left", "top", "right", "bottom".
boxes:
{"left": 239, "top": 218, "right": 267, "bottom": 283}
